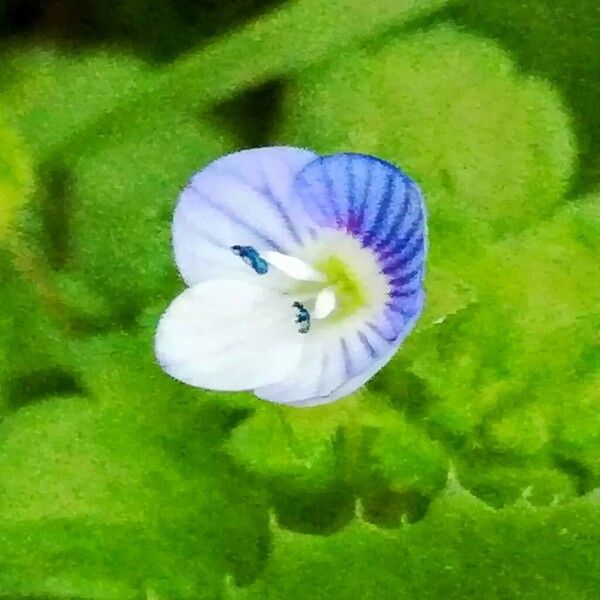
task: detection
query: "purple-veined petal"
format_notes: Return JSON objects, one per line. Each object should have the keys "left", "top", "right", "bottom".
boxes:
{"left": 253, "top": 289, "right": 422, "bottom": 406}
{"left": 295, "top": 152, "right": 427, "bottom": 342}
{"left": 254, "top": 278, "right": 424, "bottom": 405}
{"left": 286, "top": 304, "right": 423, "bottom": 407}
{"left": 253, "top": 326, "right": 390, "bottom": 405}
{"left": 287, "top": 344, "right": 399, "bottom": 408}
{"left": 295, "top": 153, "right": 424, "bottom": 248}
{"left": 155, "top": 279, "right": 304, "bottom": 391}
{"left": 173, "top": 146, "right": 318, "bottom": 286}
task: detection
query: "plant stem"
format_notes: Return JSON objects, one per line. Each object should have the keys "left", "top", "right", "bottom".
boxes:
{"left": 7, "top": 235, "right": 73, "bottom": 334}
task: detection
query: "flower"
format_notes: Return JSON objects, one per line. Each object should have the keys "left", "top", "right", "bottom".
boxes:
{"left": 155, "top": 147, "right": 427, "bottom": 407}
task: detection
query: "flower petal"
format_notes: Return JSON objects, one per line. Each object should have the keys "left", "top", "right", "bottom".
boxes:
{"left": 173, "top": 146, "right": 318, "bottom": 286}
{"left": 155, "top": 279, "right": 304, "bottom": 391}
{"left": 254, "top": 294, "right": 423, "bottom": 406}
{"left": 287, "top": 344, "right": 399, "bottom": 408}
{"left": 295, "top": 153, "right": 425, "bottom": 251}
{"left": 295, "top": 152, "right": 427, "bottom": 341}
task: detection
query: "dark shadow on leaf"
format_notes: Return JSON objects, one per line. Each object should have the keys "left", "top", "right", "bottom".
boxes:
{"left": 209, "top": 79, "right": 286, "bottom": 148}
{"left": 7, "top": 368, "right": 84, "bottom": 409}
{"left": 552, "top": 454, "right": 596, "bottom": 496}
{"left": 271, "top": 483, "right": 355, "bottom": 535}
{"left": 37, "top": 162, "right": 74, "bottom": 270}
{"left": 362, "top": 488, "right": 431, "bottom": 527}
{"left": 2, "top": 0, "right": 285, "bottom": 61}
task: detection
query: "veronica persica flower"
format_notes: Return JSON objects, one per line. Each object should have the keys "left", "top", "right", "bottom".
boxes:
{"left": 155, "top": 147, "right": 426, "bottom": 407}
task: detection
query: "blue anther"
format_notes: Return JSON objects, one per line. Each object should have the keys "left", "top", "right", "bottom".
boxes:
{"left": 293, "top": 301, "right": 311, "bottom": 334}
{"left": 231, "top": 245, "right": 269, "bottom": 274}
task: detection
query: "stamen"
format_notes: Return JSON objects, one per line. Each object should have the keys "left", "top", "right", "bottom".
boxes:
{"left": 231, "top": 245, "right": 269, "bottom": 274}
{"left": 293, "top": 301, "right": 311, "bottom": 334}
{"left": 262, "top": 251, "right": 325, "bottom": 282}
{"left": 313, "top": 287, "right": 337, "bottom": 320}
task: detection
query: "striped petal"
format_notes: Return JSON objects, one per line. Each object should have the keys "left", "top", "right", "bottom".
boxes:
{"left": 287, "top": 342, "right": 399, "bottom": 408}
{"left": 254, "top": 293, "right": 423, "bottom": 405}
{"left": 294, "top": 153, "right": 427, "bottom": 342}
{"left": 161, "top": 149, "right": 426, "bottom": 407}
{"left": 155, "top": 280, "right": 304, "bottom": 391}
{"left": 253, "top": 154, "right": 428, "bottom": 406}
{"left": 294, "top": 153, "right": 424, "bottom": 248}
{"left": 173, "top": 146, "right": 318, "bottom": 286}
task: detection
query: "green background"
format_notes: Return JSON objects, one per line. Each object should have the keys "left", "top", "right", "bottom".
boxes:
{"left": 0, "top": 0, "right": 599, "bottom": 598}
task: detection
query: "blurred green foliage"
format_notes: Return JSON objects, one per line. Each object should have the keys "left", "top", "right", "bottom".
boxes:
{"left": 0, "top": 111, "right": 31, "bottom": 241}
{"left": 0, "top": 0, "right": 599, "bottom": 598}
{"left": 231, "top": 483, "right": 600, "bottom": 599}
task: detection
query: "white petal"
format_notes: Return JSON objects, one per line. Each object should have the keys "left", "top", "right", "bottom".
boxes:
{"left": 287, "top": 345, "right": 398, "bottom": 407}
{"left": 285, "top": 310, "right": 422, "bottom": 407}
{"left": 155, "top": 280, "right": 304, "bottom": 391}
{"left": 173, "top": 147, "right": 318, "bottom": 287}
{"left": 261, "top": 251, "right": 325, "bottom": 282}
{"left": 254, "top": 323, "right": 394, "bottom": 405}
{"left": 254, "top": 337, "right": 337, "bottom": 404}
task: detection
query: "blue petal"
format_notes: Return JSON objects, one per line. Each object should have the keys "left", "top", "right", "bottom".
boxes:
{"left": 295, "top": 152, "right": 427, "bottom": 334}
{"left": 295, "top": 153, "right": 424, "bottom": 248}
{"left": 173, "top": 146, "right": 318, "bottom": 286}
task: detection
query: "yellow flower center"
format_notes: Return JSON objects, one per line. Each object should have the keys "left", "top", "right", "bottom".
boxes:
{"left": 314, "top": 255, "right": 367, "bottom": 321}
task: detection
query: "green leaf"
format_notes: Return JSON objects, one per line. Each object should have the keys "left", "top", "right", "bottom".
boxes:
{"left": 397, "top": 198, "right": 600, "bottom": 443}
{"left": 66, "top": 111, "right": 235, "bottom": 319}
{"left": 233, "top": 482, "right": 600, "bottom": 599}
{"left": 0, "top": 331, "right": 270, "bottom": 597}
{"left": 225, "top": 390, "right": 449, "bottom": 532}
{"left": 451, "top": 0, "right": 600, "bottom": 189}
{"left": 225, "top": 405, "right": 341, "bottom": 488}
{"left": 0, "top": 250, "right": 73, "bottom": 414}
{"left": 365, "top": 198, "right": 599, "bottom": 509}
{"left": 279, "top": 24, "right": 575, "bottom": 246}
{"left": 58, "top": 0, "right": 456, "bottom": 162}
{"left": 225, "top": 390, "right": 393, "bottom": 489}
{"left": 0, "top": 47, "right": 152, "bottom": 160}
{"left": 369, "top": 417, "right": 448, "bottom": 497}
{"left": 475, "top": 198, "right": 600, "bottom": 344}
{"left": 398, "top": 303, "right": 512, "bottom": 437}
{"left": 225, "top": 386, "right": 442, "bottom": 489}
